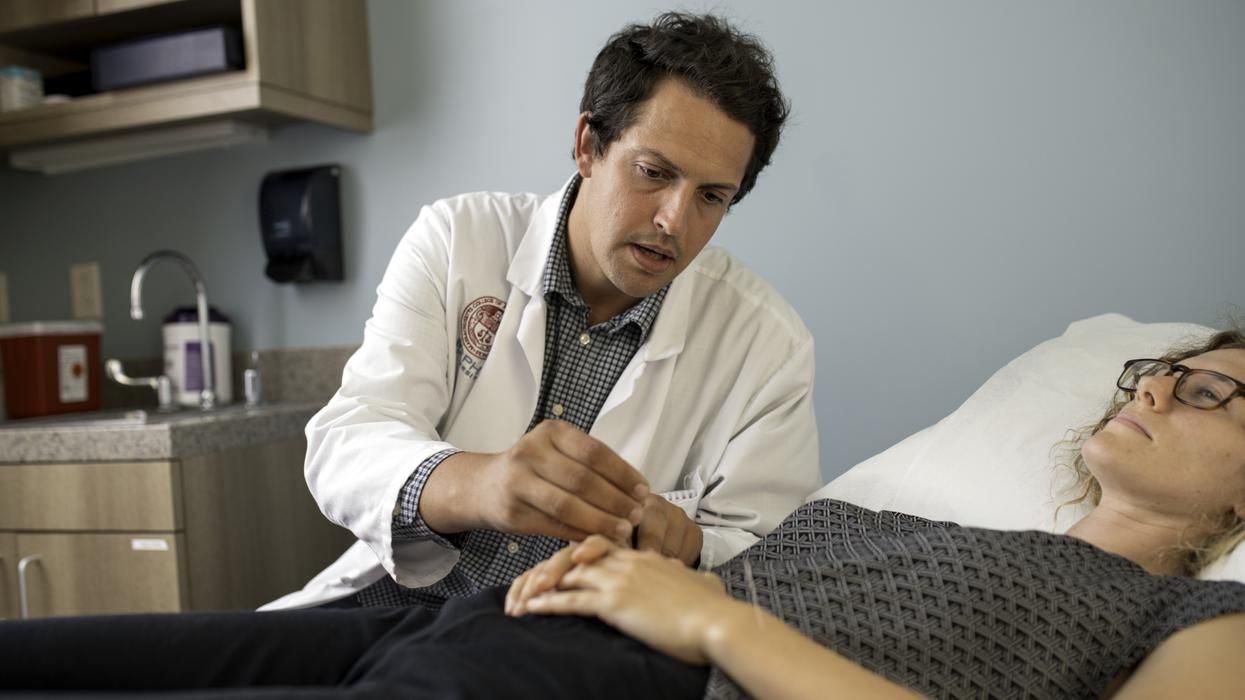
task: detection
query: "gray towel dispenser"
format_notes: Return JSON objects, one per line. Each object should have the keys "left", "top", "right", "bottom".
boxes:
{"left": 259, "top": 164, "right": 344, "bottom": 283}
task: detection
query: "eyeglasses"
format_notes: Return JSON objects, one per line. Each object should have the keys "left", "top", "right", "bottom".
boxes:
{"left": 1117, "top": 359, "right": 1245, "bottom": 410}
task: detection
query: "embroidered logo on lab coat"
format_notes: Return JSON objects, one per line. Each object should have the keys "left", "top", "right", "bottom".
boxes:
{"left": 457, "top": 296, "right": 505, "bottom": 379}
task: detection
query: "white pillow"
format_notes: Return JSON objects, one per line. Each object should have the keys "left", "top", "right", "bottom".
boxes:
{"left": 816, "top": 313, "right": 1245, "bottom": 583}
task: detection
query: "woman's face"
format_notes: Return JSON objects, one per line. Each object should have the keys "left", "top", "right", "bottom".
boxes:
{"left": 1081, "top": 348, "right": 1245, "bottom": 526}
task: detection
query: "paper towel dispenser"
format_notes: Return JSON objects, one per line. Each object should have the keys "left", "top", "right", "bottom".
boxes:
{"left": 259, "top": 164, "right": 344, "bottom": 283}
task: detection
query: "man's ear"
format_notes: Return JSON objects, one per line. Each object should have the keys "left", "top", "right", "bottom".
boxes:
{"left": 573, "top": 112, "right": 597, "bottom": 178}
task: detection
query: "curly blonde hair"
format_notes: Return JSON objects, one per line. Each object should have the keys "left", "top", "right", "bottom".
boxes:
{"left": 1058, "top": 329, "right": 1245, "bottom": 574}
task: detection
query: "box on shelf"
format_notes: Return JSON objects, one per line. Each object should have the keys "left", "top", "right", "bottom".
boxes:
{"left": 91, "top": 26, "right": 244, "bottom": 92}
{"left": 0, "top": 321, "right": 102, "bottom": 419}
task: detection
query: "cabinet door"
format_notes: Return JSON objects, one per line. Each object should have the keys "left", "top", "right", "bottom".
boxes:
{"left": 0, "top": 532, "right": 15, "bottom": 620}
{"left": 0, "top": 0, "right": 95, "bottom": 33}
{"left": 15, "top": 533, "right": 186, "bottom": 618}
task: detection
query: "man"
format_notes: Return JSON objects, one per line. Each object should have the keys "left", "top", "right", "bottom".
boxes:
{"left": 267, "top": 11, "right": 819, "bottom": 611}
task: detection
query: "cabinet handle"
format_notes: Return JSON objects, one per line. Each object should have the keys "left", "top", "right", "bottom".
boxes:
{"left": 0, "top": 554, "right": 6, "bottom": 620}
{"left": 17, "top": 554, "right": 42, "bottom": 620}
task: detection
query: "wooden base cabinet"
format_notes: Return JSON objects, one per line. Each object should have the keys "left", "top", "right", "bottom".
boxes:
{"left": 0, "top": 436, "right": 354, "bottom": 618}
{"left": 14, "top": 533, "right": 187, "bottom": 616}
{"left": 0, "top": 532, "right": 16, "bottom": 619}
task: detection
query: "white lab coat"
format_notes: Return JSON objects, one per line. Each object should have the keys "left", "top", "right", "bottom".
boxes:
{"left": 262, "top": 178, "right": 819, "bottom": 610}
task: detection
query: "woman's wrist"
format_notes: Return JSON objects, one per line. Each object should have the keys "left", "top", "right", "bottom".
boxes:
{"left": 698, "top": 597, "right": 765, "bottom": 664}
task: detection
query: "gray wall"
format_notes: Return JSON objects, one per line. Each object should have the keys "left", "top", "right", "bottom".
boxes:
{"left": 1, "top": 0, "right": 1243, "bottom": 480}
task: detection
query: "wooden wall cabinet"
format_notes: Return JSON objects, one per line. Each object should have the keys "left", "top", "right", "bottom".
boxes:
{"left": 0, "top": 1, "right": 96, "bottom": 34}
{"left": 0, "top": 436, "right": 354, "bottom": 618}
{"left": 0, "top": 0, "right": 372, "bottom": 157}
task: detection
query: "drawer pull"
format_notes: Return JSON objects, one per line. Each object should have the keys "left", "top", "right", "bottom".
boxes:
{"left": 131, "top": 539, "right": 169, "bottom": 551}
{"left": 17, "top": 554, "right": 42, "bottom": 619}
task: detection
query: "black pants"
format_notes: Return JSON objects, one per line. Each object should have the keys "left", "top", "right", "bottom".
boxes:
{"left": 0, "top": 587, "right": 709, "bottom": 699}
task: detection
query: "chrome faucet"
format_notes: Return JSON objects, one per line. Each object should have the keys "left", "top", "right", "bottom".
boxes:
{"left": 129, "top": 250, "right": 216, "bottom": 410}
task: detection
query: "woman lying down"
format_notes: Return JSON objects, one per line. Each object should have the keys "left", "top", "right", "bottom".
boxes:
{"left": 3, "top": 331, "right": 1245, "bottom": 699}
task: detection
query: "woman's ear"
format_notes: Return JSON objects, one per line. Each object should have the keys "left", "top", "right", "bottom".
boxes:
{"left": 573, "top": 112, "right": 596, "bottom": 178}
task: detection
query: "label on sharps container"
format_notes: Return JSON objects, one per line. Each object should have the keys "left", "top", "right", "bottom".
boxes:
{"left": 58, "top": 344, "right": 88, "bottom": 403}
{"left": 131, "top": 539, "right": 170, "bottom": 551}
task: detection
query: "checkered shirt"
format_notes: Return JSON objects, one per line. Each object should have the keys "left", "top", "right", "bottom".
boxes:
{"left": 357, "top": 175, "right": 670, "bottom": 610}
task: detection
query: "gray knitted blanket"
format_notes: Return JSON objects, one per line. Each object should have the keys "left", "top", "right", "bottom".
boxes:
{"left": 704, "top": 500, "right": 1245, "bottom": 699}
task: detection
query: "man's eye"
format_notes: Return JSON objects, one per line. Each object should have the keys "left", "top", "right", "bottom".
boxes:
{"left": 702, "top": 191, "right": 725, "bottom": 205}
{"left": 637, "top": 165, "right": 663, "bottom": 179}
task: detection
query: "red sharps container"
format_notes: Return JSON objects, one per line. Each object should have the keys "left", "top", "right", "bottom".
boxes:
{"left": 0, "top": 321, "right": 103, "bottom": 419}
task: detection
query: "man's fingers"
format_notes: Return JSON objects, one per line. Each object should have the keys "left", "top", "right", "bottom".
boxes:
{"left": 635, "top": 502, "right": 668, "bottom": 554}
{"left": 510, "top": 503, "right": 593, "bottom": 543}
{"left": 661, "top": 513, "right": 686, "bottom": 558}
{"left": 517, "top": 477, "right": 632, "bottom": 543}
{"left": 659, "top": 502, "right": 699, "bottom": 560}
{"left": 530, "top": 449, "right": 644, "bottom": 527}
{"left": 543, "top": 421, "right": 649, "bottom": 501}
{"left": 680, "top": 518, "right": 702, "bottom": 565}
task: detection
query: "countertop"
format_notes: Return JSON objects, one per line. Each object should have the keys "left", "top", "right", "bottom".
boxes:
{"left": 0, "top": 401, "right": 323, "bottom": 463}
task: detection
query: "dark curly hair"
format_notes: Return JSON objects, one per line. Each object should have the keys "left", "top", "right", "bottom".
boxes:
{"left": 578, "top": 12, "right": 790, "bottom": 206}
{"left": 1059, "top": 329, "right": 1245, "bottom": 573}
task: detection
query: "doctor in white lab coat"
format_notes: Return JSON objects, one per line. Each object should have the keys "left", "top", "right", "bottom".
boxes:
{"left": 265, "top": 17, "right": 819, "bottom": 611}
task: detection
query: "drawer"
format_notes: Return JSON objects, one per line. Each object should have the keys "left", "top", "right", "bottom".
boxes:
{"left": 15, "top": 532, "right": 186, "bottom": 617}
{"left": 0, "top": 461, "right": 182, "bottom": 531}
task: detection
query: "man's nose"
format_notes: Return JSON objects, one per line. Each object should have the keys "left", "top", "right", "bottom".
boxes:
{"left": 1135, "top": 373, "right": 1177, "bottom": 411}
{"left": 653, "top": 187, "right": 694, "bottom": 237}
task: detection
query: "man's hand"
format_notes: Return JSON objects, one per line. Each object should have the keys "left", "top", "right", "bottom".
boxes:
{"left": 633, "top": 493, "right": 702, "bottom": 566}
{"left": 420, "top": 420, "right": 649, "bottom": 543}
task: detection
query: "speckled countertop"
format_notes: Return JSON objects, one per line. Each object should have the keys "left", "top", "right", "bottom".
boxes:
{"left": 0, "top": 401, "right": 323, "bottom": 463}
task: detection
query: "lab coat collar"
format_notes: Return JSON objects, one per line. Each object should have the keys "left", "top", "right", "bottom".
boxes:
{"left": 506, "top": 177, "right": 568, "bottom": 297}
{"left": 507, "top": 175, "right": 690, "bottom": 362}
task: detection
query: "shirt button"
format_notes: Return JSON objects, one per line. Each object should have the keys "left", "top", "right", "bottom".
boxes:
{"left": 552, "top": 403, "right": 564, "bottom": 417}
{"left": 579, "top": 332, "right": 592, "bottom": 346}
{"left": 506, "top": 542, "right": 520, "bottom": 555}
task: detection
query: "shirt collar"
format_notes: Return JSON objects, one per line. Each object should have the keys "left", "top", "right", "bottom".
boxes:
{"left": 541, "top": 173, "right": 669, "bottom": 339}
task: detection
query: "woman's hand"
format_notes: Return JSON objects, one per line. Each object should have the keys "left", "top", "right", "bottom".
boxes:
{"left": 516, "top": 545, "right": 733, "bottom": 665}
{"left": 505, "top": 535, "right": 617, "bottom": 616}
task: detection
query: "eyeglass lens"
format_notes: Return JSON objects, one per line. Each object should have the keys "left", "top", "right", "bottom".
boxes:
{"left": 1119, "top": 360, "right": 1236, "bottom": 409}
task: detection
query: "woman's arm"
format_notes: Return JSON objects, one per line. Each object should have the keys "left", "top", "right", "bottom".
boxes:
{"left": 510, "top": 536, "right": 921, "bottom": 699}
{"left": 700, "top": 597, "right": 921, "bottom": 700}
{"left": 1110, "top": 613, "right": 1245, "bottom": 699}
